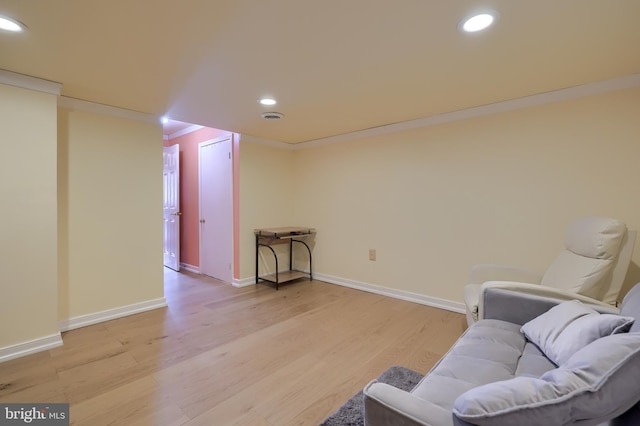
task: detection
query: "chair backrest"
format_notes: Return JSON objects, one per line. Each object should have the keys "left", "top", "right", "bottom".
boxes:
{"left": 606, "top": 228, "right": 636, "bottom": 305}
{"left": 541, "top": 217, "right": 630, "bottom": 304}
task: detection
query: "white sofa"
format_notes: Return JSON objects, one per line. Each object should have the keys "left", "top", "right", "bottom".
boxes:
{"left": 364, "top": 284, "right": 640, "bottom": 426}
{"left": 464, "top": 217, "right": 636, "bottom": 326}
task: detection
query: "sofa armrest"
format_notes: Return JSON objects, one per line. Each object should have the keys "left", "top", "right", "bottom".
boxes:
{"left": 468, "top": 264, "right": 543, "bottom": 285}
{"left": 364, "top": 381, "right": 451, "bottom": 426}
{"left": 481, "top": 284, "right": 620, "bottom": 325}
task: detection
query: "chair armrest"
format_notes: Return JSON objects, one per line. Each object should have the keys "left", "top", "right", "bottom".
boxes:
{"left": 480, "top": 282, "right": 620, "bottom": 325}
{"left": 363, "top": 381, "right": 451, "bottom": 426}
{"left": 468, "top": 264, "right": 543, "bottom": 285}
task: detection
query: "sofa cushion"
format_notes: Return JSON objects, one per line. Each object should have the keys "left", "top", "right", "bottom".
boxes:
{"left": 411, "top": 319, "right": 525, "bottom": 414}
{"left": 521, "top": 299, "right": 634, "bottom": 365}
{"left": 514, "top": 342, "right": 556, "bottom": 378}
{"left": 452, "top": 333, "right": 640, "bottom": 426}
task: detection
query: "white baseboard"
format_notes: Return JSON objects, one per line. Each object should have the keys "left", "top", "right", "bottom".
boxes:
{"left": 180, "top": 263, "right": 200, "bottom": 274}
{"left": 232, "top": 277, "right": 256, "bottom": 288}
{"left": 232, "top": 269, "right": 310, "bottom": 288}
{"left": 58, "top": 297, "right": 168, "bottom": 332}
{"left": 0, "top": 333, "right": 63, "bottom": 364}
{"left": 314, "top": 273, "right": 466, "bottom": 314}
{"left": 230, "top": 272, "right": 465, "bottom": 314}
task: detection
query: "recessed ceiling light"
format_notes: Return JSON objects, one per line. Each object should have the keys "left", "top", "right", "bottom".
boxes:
{"left": 460, "top": 11, "right": 498, "bottom": 33}
{"left": 259, "top": 98, "right": 277, "bottom": 106}
{"left": 0, "top": 15, "right": 26, "bottom": 33}
{"left": 161, "top": 116, "right": 169, "bottom": 125}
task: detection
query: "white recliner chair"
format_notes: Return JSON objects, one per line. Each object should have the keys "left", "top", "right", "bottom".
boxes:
{"left": 464, "top": 217, "right": 636, "bottom": 326}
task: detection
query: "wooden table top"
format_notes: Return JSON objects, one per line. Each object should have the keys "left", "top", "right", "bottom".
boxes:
{"left": 254, "top": 227, "right": 315, "bottom": 237}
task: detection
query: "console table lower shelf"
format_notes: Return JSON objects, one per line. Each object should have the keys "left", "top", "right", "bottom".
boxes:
{"left": 255, "top": 227, "right": 315, "bottom": 290}
{"left": 258, "top": 270, "right": 310, "bottom": 286}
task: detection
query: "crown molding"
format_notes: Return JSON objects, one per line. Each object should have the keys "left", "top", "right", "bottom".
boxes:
{"left": 239, "top": 134, "right": 294, "bottom": 150}
{"left": 166, "top": 124, "right": 205, "bottom": 140}
{"left": 294, "top": 73, "right": 640, "bottom": 150}
{"left": 58, "top": 96, "right": 158, "bottom": 124}
{"left": 0, "top": 69, "right": 62, "bottom": 95}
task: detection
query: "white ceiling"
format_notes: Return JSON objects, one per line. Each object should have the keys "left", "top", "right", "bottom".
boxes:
{"left": 162, "top": 119, "right": 199, "bottom": 139}
{"left": 1, "top": 1, "right": 639, "bottom": 143}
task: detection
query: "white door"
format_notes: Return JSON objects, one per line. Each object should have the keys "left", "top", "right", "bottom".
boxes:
{"left": 199, "top": 136, "right": 233, "bottom": 282}
{"left": 163, "top": 145, "right": 181, "bottom": 271}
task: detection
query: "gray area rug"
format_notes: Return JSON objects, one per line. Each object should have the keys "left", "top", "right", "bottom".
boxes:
{"left": 319, "top": 366, "right": 424, "bottom": 426}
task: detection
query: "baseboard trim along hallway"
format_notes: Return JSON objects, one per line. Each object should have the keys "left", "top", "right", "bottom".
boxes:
{"left": 179, "top": 263, "right": 200, "bottom": 274}
{"left": 0, "top": 333, "right": 63, "bottom": 363}
{"left": 58, "top": 297, "right": 168, "bottom": 332}
{"left": 233, "top": 277, "right": 256, "bottom": 288}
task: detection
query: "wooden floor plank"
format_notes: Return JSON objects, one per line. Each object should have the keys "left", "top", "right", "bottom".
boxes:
{"left": 0, "top": 269, "right": 465, "bottom": 425}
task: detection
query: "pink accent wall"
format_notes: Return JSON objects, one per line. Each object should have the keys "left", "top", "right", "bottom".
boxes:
{"left": 165, "top": 127, "right": 236, "bottom": 275}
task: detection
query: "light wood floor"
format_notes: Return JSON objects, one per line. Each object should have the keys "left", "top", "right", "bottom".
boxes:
{"left": 0, "top": 269, "right": 466, "bottom": 425}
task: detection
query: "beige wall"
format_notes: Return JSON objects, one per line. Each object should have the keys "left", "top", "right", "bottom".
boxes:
{"left": 238, "top": 137, "right": 295, "bottom": 279}
{"left": 0, "top": 83, "right": 59, "bottom": 348}
{"left": 58, "top": 108, "right": 164, "bottom": 319}
{"left": 2, "top": 75, "right": 638, "bottom": 356}
{"left": 291, "top": 87, "right": 640, "bottom": 303}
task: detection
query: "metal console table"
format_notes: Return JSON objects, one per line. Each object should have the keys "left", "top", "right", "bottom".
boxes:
{"left": 255, "top": 227, "right": 315, "bottom": 290}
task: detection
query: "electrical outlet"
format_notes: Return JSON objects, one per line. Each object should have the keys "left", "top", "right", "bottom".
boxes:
{"left": 369, "top": 249, "right": 376, "bottom": 261}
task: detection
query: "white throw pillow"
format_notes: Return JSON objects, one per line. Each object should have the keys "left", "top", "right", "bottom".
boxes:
{"left": 520, "top": 300, "right": 634, "bottom": 365}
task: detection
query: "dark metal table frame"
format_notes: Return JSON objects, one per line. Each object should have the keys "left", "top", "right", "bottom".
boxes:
{"left": 255, "top": 227, "right": 315, "bottom": 290}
